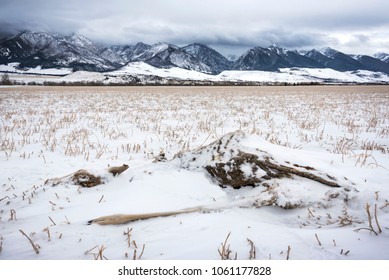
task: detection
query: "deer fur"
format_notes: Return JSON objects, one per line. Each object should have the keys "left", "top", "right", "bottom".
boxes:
{"left": 88, "top": 207, "right": 204, "bottom": 225}
{"left": 108, "top": 164, "right": 129, "bottom": 176}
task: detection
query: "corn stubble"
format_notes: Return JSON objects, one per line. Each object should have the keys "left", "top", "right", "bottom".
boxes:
{"left": 1, "top": 86, "right": 388, "bottom": 165}
{"left": 1, "top": 85, "right": 388, "bottom": 259}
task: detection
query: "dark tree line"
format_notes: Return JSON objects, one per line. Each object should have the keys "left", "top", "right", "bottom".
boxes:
{"left": 1, "top": 73, "right": 12, "bottom": 85}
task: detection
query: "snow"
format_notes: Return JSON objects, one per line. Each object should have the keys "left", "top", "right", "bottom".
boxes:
{"left": 19, "top": 32, "right": 56, "bottom": 50}
{"left": 2, "top": 59, "right": 389, "bottom": 84}
{"left": 0, "top": 62, "right": 72, "bottom": 75}
{"left": 102, "top": 63, "right": 389, "bottom": 84}
{"left": 0, "top": 85, "right": 388, "bottom": 260}
{"left": 59, "top": 71, "right": 106, "bottom": 82}
{"left": 151, "top": 42, "right": 171, "bottom": 54}
{"left": 374, "top": 52, "right": 389, "bottom": 63}
{"left": 217, "top": 70, "right": 315, "bottom": 83}
{"left": 68, "top": 34, "right": 93, "bottom": 48}
{"left": 279, "top": 68, "right": 389, "bottom": 83}
{"left": 109, "top": 61, "right": 214, "bottom": 81}
{"left": 319, "top": 47, "right": 339, "bottom": 58}
{"left": 0, "top": 47, "right": 10, "bottom": 56}
{"left": 268, "top": 45, "right": 287, "bottom": 56}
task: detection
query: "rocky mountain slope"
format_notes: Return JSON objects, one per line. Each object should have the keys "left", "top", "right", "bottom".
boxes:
{"left": 1, "top": 31, "right": 388, "bottom": 75}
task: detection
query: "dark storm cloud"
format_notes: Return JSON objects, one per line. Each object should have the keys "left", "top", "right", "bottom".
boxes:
{"left": 0, "top": 21, "right": 17, "bottom": 38}
{"left": 1, "top": 0, "right": 388, "bottom": 55}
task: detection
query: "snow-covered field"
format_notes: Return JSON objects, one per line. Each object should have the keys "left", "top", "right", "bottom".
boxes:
{"left": 0, "top": 85, "right": 388, "bottom": 260}
{"left": 3, "top": 61, "right": 389, "bottom": 84}
{"left": 0, "top": 62, "right": 72, "bottom": 76}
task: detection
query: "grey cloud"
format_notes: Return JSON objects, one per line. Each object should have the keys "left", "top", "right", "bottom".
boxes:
{"left": 0, "top": 0, "right": 388, "bottom": 55}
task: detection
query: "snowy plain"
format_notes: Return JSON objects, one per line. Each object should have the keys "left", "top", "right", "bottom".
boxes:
{"left": 0, "top": 85, "right": 388, "bottom": 260}
{"left": 2, "top": 61, "right": 389, "bottom": 84}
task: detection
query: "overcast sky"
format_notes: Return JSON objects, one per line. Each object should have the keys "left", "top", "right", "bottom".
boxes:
{"left": 1, "top": 0, "right": 388, "bottom": 56}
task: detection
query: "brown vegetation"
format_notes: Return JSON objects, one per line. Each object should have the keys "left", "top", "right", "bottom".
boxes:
{"left": 205, "top": 151, "right": 341, "bottom": 189}
{"left": 71, "top": 170, "right": 103, "bottom": 188}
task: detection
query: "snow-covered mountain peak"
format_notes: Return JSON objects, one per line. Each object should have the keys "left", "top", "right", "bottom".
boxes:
{"left": 350, "top": 54, "right": 362, "bottom": 60}
{"left": 319, "top": 47, "right": 339, "bottom": 58}
{"left": 227, "top": 54, "right": 238, "bottom": 62}
{"left": 1, "top": 30, "right": 389, "bottom": 76}
{"left": 374, "top": 52, "right": 389, "bottom": 63}
{"left": 67, "top": 34, "right": 93, "bottom": 46}
{"left": 267, "top": 45, "right": 287, "bottom": 56}
{"left": 152, "top": 42, "right": 178, "bottom": 52}
{"left": 182, "top": 43, "right": 208, "bottom": 53}
{"left": 297, "top": 49, "right": 308, "bottom": 56}
{"left": 181, "top": 43, "right": 232, "bottom": 74}
{"left": 19, "top": 31, "right": 56, "bottom": 48}
{"left": 134, "top": 42, "right": 150, "bottom": 49}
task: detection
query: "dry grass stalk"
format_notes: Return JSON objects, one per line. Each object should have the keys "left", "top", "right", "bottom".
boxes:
{"left": 355, "top": 203, "right": 381, "bottom": 235}
{"left": 315, "top": 233, "right": 322, "bottom": 246}
{"left": 218, "top": 232, "right": 236, "bottom": 260}
{"left": 84, "top": 244, "right": 108, "bottom": 260}
{"left": 365, "top": 203, "right": 377, "bottom": 235}
{"left": 43, "top": 227, "right": 51, "bottom": 241}
{"left": 19, "top": 229, "right": 40, "bottom": 254}
{"left": 340, "top": 249, "right": 350, "bottom": 256}
{"left": 338, "top": 207, "right": 359, "bottom": 227}
{"left": 133, "top": 244, "right": 146, "bottom": 260}
{"left": 0, "top": 196, "right": 10, "bottom": 202}
{"left": 123, "top": 228, "right": 145, "bottom": 259}
{"left": 9, "top": 209, "right": 16, "bottom": 221}
{"left": 84, "top": 245, "right": 98, "bottom": 255}
{"left": 49, "top": 216, "right": 56, "bottom": 226}
{"left": 95, "top": 245, "right": 107, "bottom": 260}
{"left": 308, "top": 208, "right": 315, "bottom": 218}
{"left": 247, "top": 238, "right": 256, "bottom": 260}
{"left": 380, "top": 201, "right": 389, "bottom": 209}
{"left": 123, "top": 227, "right": 133, "bottom": 248}
{"left": 374, "top": 204, "right": 382, "bottom": 234}
{"left": 375, "top": 191, "right": 379, "bottom": 201}
{"left": 286, "top": 245, "right": 291, "bottom": 260}
{"left": 354, "top": 149, "right": 377, "bottom": 167}
{"left": 365, "top": 203, "right": 378, "bottom": 235}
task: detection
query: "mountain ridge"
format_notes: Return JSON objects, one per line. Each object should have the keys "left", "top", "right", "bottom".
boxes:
{"left": 1, "top": 31, "right": 388, "bottom": 75}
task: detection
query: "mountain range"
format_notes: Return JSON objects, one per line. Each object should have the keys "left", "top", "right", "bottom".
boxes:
{"left": 1, "top": 31, "right": 389, "bottom": 75}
